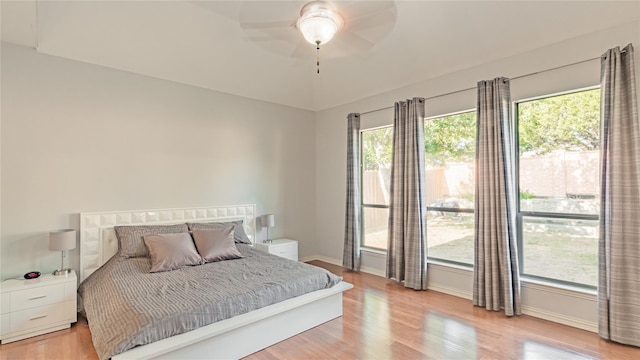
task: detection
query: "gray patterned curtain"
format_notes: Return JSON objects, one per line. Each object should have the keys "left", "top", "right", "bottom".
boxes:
{"left": 386, "top": 97, "right": 428, "bottom": 290}
{"left": 598, "top": 43, "right": 640, "bottom": 347}
{"left": 473, "top": 78, "right": 521, "bottom": 316}
{"left": 343, "top": 113, "right": 361, "bottom": 271}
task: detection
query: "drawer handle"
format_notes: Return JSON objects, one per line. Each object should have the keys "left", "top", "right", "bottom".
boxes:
{"left": 28, "top": 295, "right": 47, "bottom": 300}
{"left": 29, "top": 315, "right": 48, "bottom": 321}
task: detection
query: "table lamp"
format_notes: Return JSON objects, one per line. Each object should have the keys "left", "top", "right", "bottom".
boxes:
{"left": 262, "top": 214, "right": 275, "bottom": 243}
{"left": 49, "top": 229, "right": 76, "bottom": 276}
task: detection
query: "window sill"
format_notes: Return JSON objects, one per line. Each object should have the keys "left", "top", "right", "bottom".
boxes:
{"left": 427, "top": 258, "right": 473, "bottom": 272}
{"left": 361, "top": 248, "right": 474, "bottom": 270}
{"left": 360, "top": 249, "right": 596, "bottom": 297}
{"left": 520, "top": 276, "right": 597, "bottom": 297}
{"left": 360, "top": 247, "right": 386, "bottom": 256}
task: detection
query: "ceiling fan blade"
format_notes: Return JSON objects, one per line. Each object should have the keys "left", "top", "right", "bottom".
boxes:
{"left": 244, "top": 32, "right": 300, "bottom": 43}
{"left": 290, "top": 39, "right": 313, "bottom": 59}
{"left": 346, "top": 6, "right": 397, "bottom": 33}
{"left": 240, "top": 20, "right": 295, "bottom": 30}
{"left": 238, "top": 0, "right": 300, "bottom": 29}
{"left": 339, "top": 1, "right": 395, "bottom": 22}
{"left": 332, "top": 31, "right": 375, "bottom": 53}
{"left": 242, "top": 23, "right": 300, "bottom": 45}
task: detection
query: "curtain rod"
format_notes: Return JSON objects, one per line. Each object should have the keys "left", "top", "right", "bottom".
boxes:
{"left": 359, "top": 55, "right": 601, "bottom": 116}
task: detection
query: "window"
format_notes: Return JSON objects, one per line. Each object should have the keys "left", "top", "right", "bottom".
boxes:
{"left": 360, "top": 112, "right": 476, "bottom": 265}
{"left": 516, "top": 88, "right": 600, "bottom": 287}
{"left": 360, "top": 88, "right": 599, "bottom": 288}
{"left": 424, "top": 111, "right": 476, "bottom": 265}
{"left": 361, "top": 126, "right": 392, "bottom": 249}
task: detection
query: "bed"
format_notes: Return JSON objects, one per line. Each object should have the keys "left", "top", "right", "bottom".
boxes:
{"left": 79, "top": 204, "right": 352, "bottom": 359}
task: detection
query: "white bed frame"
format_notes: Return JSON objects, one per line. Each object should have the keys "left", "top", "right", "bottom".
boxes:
{"left": 79, "top": 204, "right": 352, "bottom": 359}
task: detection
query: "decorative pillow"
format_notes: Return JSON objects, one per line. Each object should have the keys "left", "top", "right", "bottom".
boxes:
{"left": 142, "top": 232, "right": 203, "bottom": 273}
{"left": 187, "top": 220, "right": 251, "bottom": 244}
{"left": 115, "top": 224, "right": 189, "bottom": 258}
{"left": 192, "top": 227, "right": 244, "bottom": 263}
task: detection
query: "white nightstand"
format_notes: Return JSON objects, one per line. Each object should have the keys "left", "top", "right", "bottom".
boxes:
{"left": 0, "top": 270, "right": 77, "bottom": 344}
{"left": 255, "top": 239, "right": 298, "bottom": 261}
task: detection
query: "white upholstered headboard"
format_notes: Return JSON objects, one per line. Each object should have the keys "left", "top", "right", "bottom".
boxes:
{"left": 79, "top": 204, "right": 256, "bottom": 283}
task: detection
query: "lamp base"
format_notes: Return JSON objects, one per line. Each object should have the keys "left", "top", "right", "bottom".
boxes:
{"left": 52, "top": 268, "right": 71, "bottom": 276}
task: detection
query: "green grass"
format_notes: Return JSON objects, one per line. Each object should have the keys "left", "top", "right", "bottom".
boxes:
{"left": 428, "top": 226, "right": 598, "bottom": 286}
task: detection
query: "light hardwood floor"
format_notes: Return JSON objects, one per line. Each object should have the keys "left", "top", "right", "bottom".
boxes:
{"left": 1, "top": 261, "right": 639, "bottom": 359}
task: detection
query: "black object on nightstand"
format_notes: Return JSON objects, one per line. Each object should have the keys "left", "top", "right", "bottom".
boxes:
{"left": 23, "top": 271, "right": 41, "bottom": 279}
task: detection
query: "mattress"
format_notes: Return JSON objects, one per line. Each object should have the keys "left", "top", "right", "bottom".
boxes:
{"left": 78, "top": 244, "right": 342, "bottom": 360}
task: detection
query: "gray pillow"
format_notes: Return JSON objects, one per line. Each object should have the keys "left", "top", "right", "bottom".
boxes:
{"left": 115, "top": 224, "right": 189, "bottom": 258}
{"left": 143, "top": 232, "right": 203, "bottom": 273}
{"left": 187, "top": 220, "right": 252, "bottom": 244}
{"left": 192, "top": 227, "right": 244, "bottom": 263}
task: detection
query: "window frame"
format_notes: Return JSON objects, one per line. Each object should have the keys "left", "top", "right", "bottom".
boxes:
{"left": 514, "top": 86, "right": 600, "bottom": 290}
{"left": 358, "top": 110, "right": 478, "bottom": 267}
{"left": 423, "top": 109, "right": 476, "bottom": 267}
{"left": 360, "top": 125, "right": 393, "bottom": 251}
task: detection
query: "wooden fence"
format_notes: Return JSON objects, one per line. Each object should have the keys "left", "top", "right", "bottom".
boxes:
{"left": 363, "top": 150, "right": 599, "bottom": 230}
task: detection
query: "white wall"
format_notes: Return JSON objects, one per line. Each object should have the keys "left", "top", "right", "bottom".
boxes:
{"left": 0, "top": 43, "right": 317, "bottom": 280}
{"left": 314, "top": 21, "right": 640, "bottom": 331}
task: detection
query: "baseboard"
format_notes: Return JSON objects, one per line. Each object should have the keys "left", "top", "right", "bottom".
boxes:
{"left": 304, "top": 254, "right": 472, "bottom": 300}
{"left": 303, "top": 253, "right": 598, "bottom": 333}
{"left": 427, "top": 284, "right": 473, "bottom": 300}
{"left": 521, "top": 305, "right": 597, "bottom": 332}
{"left": 300, "top": 255, "right": 341, "bottom": 266}
{"left": 359, "top": 265, "right": 386, "bottom": 278}
{"left": 301, "top": 255, "right": 386, "bottom": 277}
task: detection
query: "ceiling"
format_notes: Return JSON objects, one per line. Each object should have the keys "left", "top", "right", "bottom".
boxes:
{"left": 2, "top": 1, "right": 639, "bottom": 111}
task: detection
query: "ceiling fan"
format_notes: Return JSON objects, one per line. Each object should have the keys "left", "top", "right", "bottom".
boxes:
{"left": 238, "top": 1, "right": 397, "bottom": 72}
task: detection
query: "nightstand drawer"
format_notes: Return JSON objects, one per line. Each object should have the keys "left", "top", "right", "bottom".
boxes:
{"left": 10, "top": 303, "right": 65, "bottom": 333}
{"left": 256, "top": 239, "right": 298, "bottom": 261}
{"left": 270, "top": 246, "right": 297, "bottom": 261}
{"left": 10, "top": 284, "right": 65, "bottom": 312}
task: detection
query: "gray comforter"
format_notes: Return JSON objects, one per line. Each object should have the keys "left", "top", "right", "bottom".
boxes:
{"left": 78, "top": 244, "right": 342, "bottom": 360}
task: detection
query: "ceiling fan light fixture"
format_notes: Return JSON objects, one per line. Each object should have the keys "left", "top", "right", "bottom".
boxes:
{"left": 297, "top": 1, "right": 343, "bottom": 45}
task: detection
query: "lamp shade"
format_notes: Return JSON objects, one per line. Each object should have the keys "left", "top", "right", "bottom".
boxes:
{"left": 296, "top": 1, "right": 343, "bottom": 45}
{"left": 299, "top": 16, "right": 339, "bottom": 45}
{"left": 262, "top": 214, "right": 275, "bottom": 228}
{"left": 49, "top": 229, "right": 76, "bottom": 251}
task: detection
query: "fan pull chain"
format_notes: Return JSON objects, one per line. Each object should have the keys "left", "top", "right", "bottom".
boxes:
{"left": 316, "top": 41, "right": 320, "bottom": 74}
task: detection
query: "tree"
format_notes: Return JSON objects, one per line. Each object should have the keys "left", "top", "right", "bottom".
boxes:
{"left": 362, "top": 127, "right": 393, "bottom": 204}
{"left": 362, "top": 127, "right": 393, "bottom": 171}
{"left": 518, "top": 89, "right": 600, "bottom": 155}
{"left": 361, "top": 88, "right": 600, "bottom": 168}
{"left": 424, "top": 112, "right": 476, "bottom": 166}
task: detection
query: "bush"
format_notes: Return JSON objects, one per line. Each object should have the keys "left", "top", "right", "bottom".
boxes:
{"left": 520, "top": 189, "right": 535, "bottom": 199}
